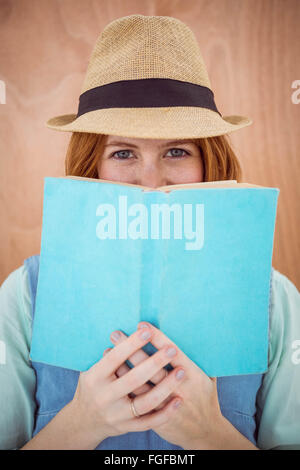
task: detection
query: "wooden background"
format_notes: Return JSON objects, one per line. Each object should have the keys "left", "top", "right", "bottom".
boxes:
{"left": 0, "top": 0, "right": 299, "bottom": 289}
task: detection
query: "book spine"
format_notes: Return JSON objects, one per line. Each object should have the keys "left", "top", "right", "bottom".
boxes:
{"left": 139, "top": 191, "right": 166, "bottom": 328}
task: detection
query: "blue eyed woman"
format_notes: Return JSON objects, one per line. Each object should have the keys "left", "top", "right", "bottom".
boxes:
{"left": 1, "top": 15, "right": 299, "bottom": 450}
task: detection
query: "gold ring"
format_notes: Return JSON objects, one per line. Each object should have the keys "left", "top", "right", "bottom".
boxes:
{"left": 130, "top": 398, "right": 140, "bottom": 418}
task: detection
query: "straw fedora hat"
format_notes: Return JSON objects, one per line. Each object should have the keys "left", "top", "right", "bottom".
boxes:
{"left": 46, "top": 14, "right": 252, "bottom": 139}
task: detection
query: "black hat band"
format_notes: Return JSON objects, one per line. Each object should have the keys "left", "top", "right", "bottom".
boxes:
{"left": 76, "top": 78, "right": 222, "bottom": 118}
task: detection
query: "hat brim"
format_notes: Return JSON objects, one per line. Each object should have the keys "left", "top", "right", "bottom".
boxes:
{"left": 46, "top": 107, "right": 252, "bottom": 139}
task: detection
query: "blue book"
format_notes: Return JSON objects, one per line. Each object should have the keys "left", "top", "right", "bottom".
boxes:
{"left": 30, "top": 176, "right": 279, "bottom": 377}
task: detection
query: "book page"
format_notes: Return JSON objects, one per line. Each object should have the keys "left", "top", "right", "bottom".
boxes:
{"left": 30, "top": 176, "right": 279, "bottom": 375}
{"left": 60, "top": 175, "right": 267, "bottom": 191}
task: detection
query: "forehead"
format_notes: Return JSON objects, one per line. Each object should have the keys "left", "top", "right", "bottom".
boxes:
{"left": 104, "top": 136, "right": 198, "bottom": 148}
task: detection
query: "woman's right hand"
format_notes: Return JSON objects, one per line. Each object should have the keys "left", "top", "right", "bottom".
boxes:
{"left": 70, "top": 323, "right": 185, "bottom": 445}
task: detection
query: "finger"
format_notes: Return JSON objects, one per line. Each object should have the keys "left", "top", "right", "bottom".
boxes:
{"left": 105, "top": 347, "right": 175, "bottom": 408}
{"left": 110, "top": 330, "right": 169, "bottom": 385}
{"left": 152, "top": 394, "right": 174, "bottom": 411}
{"left": 104, "top": 346, "right": 152, "bottom": 395}
{"left": 111, "top": 343, "right": 179, "bottom": 399}
{"left": 132, "top": 366, "right": 185, "bottom": 416}
{"left": 103, "top": 348, "right": 117, "bottom": 379}
{"left": 103, "top": 348, "right": 112, "bottom": 356}
{"left": 125, "top": 395, "right": 183, "bottom": 433}
{"left": 104, "top": 348, "right": 129, "bottom": 376}
{"left": 90, "top": 325, "right": 154, "bottom": 379}
{"left": 116, "top": 361, "right": 171, "bottom": 403}
{"left": 117, "top": 362, "right": 152, "bottom": 395}
{"left": 138, "top": 322, "right": 207, "bottom": 379}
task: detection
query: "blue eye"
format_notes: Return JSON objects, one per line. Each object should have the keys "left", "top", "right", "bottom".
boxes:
{"left": 112, "top": 150, "right": 133, "bottom": 160}
{"left": 166, "top": 148, "right": 188, "bottom": 158}
{"left": 111, "top": 148, "right": 189, "bottom": 161}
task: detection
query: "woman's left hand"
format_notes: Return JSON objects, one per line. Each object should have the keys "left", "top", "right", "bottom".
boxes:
{"left": 107, "top": 321, "right": 249, "bottom": 450}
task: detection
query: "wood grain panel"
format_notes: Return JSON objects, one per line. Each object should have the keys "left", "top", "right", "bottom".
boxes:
{"left": 0, "top": 0, "right": 299, "bottom": 289}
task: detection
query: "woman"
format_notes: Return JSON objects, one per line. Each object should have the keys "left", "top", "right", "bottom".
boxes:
{"left": 0, "top": 14, "right": 299, "bottom": 450}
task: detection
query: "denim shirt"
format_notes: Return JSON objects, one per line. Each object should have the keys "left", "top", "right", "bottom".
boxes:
{"left": 24, "top": 254, "right": 266, "bottom": 449}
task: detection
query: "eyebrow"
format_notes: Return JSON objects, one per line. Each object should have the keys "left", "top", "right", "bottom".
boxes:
{"left": 104, "top": 140, "right": 196, "bottom": 148}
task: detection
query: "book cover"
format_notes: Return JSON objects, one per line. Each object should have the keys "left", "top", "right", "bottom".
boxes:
{"left": 30, "top": 176, "right": 279, "bottom": 377}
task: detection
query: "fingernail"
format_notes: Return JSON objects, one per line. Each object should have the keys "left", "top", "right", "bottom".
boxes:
{"left": 173, "top": 399, "right": 182, "bottom": 409}
{"left": 138, "top": 322, "right": 150, "bottom": 329}
{"left": 175, "top": 369, "right": 185, "bottom": 380}
{"left": 139, "top": 328, "right": 151, "bottom": 340}
{"left": 166, "top": 347, "right": 177, "bottom": 358}
{"left": 111, "top": 331, "right": 121, "bottom": 341}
